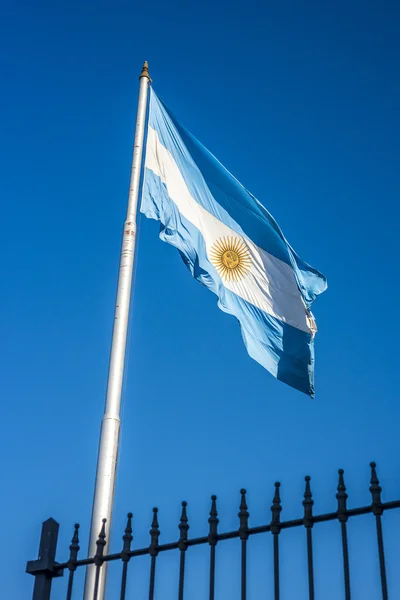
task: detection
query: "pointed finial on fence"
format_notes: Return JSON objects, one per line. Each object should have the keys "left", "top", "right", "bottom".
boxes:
{"left": 149, "top": 508, "right": 160, "bottom": 556}
{"left": 303, "top": 476, "right": 314, "bottom": 528}
{"left": 94, "top": 519, "right": 107, "bottom": 566}
{"left": 336, "top": 470, "right": 348, "bottom": 522}
{"left": 208, "top": 495, "right": 219, "bottom": 546}
{"left": 68, "top": 524, "right": 80, "bottom": 569}
{"left": 178, "top": 502, "right": 189, "bottom": 551}
{"left": 271, "top": 482, "right": 282, "bottom": 534}
{"left": 370, "top": 462, "right": 383, "bottom": 516}
{"left": 139, "top": 61, "right": 151, "bottom": 81}
{"left": 121, "top": 513, "right": 133, "bottom": 561}
{"left": 238, "top": 489, "right": 249, "bottom": 540}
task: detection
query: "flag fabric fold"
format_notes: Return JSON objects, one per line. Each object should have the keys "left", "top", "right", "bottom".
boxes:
{"left": 140, "top": 88, "right": 327, "bottom": 396}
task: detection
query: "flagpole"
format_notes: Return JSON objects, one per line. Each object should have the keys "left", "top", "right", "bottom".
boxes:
{"left": 83, "top": 61, "right": 151, "bottom": 600}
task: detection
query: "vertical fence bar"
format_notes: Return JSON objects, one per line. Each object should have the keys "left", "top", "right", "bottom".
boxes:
{"left": 120, "top": 513, "right": 133, "bottom": 600}
{"left": 66, "top": 524, "right": 80, "bottom": 600}
{"left": 149, "top": 508, "right": 160, "bottom": 600}
{"left": 303, "top": 477, "right": 315, "bottom": 600}
{"left": 238, "top": 489, "right": 249, "bottom": 600}
{"left": 270, "top": 483, "right": 282, "bottom": 600}
{"left": 26, "top": 518, "right": 63, "bottom": 600}
{"left": 93, "top": 520, "right": 107, "bottom": 600}
{"left": 336, "top": 470, "right": 351, "bottom": 600}
{"left": 178, "top": 502, "right": 189, "bottom": 600}
{"left": 370, "top": 462, "right": 388, "bottom": 600}
{"left": 208, "top": 496, "right": 219, "bottom": 600}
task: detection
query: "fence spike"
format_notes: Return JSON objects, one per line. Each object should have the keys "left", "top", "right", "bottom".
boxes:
{"left": 370, "top": 462, "right": 383, "bottom": 516}
{"left": 238, "top": 489, "right": 249, "bottom": 598}
{"left": 336, "top": 470, "right": 351, "bottom": 598}
{"left": 238, "top": 489, "right": 249, "bottom": 540}
{"left": 178, "top": 503, "right": 189, "bottom": 600}
{"left": 303, "top": 477, "right": 315, "bottom": 598}
{"left": 178, "top": 502, "right": 189, "bottom": 550}
{"left": 369, "top": 462, "right": 388, "bottom": 597}
{"left": 271, "top": 481, "right": 282, "bottom": 599}
{"left": 148, "top": 508, "right": 160, "bottom": 600}
{"left": 303, "top": 476, "right": 314, "bottom": 528}
{"left": 208, "top": 495, "right": 219, "bottom": 599}
{"left": 94, "top": 519, "right": 107, "bottom": 566}
{"left": 65, "top": 524, "right": 80, "bottom": 600}
{"left": 271, "top": 482, "right": 282, "bottom": 534}
{"left": 149, "top": 508, "right": 160, "bottom": 556}
{"left": 68, "top": 524, "right": 80, "bottom": 566}
{"left": 208, "top": 495, "right": 219, "bottom": 546}
{"left": 336, "top": 470, "right": 348, "bottom": 522}
{"left": 122, "top": 513, "right": 133, "bottom": 557}
{"left": 119, "top": 513, "right": 133, "bottom": 600}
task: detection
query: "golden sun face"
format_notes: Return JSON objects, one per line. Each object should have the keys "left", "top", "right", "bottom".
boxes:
{"left": 209, "top": 236, "right": 252, "bottom": 282}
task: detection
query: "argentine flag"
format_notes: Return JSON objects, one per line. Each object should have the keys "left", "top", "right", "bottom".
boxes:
{"left": 141, "top": 89, "right": 327, "bottom": 397}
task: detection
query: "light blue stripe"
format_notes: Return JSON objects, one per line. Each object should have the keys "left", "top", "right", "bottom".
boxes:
{"left": 142, "top": 167, "right": 315, "bottom": 396}
{"left": 148, "top": 88, "right": 327, "bottom": 307}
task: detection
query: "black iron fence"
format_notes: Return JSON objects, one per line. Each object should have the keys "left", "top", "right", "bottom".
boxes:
{"left": 26, "top": 462, "right": 400, "bottom": 600}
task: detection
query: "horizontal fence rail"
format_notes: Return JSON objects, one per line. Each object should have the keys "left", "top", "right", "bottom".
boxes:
{"left": 27, "top": 462, "right": 400, "bottom": 600}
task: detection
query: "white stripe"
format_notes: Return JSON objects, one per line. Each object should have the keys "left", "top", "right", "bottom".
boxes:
{"left": 145, "top": 126, "right": 312, "bottom": 333}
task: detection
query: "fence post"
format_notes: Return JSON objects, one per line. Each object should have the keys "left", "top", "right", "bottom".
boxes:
{"left": 26, "top": 518, "right": 63, "bottom": 600}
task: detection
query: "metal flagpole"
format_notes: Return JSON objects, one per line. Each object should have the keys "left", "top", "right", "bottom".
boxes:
{"left": 83, "top": 61, "right": 151, "bottom": 600}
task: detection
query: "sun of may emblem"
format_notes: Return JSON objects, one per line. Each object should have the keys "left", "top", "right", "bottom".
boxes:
{"left": 209, "top": 236, "right": 252, "bottom": 282}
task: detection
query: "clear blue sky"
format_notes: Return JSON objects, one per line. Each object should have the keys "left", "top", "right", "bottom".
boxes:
{"left": 2, "top": 1, "right": 400, "bottom": 598}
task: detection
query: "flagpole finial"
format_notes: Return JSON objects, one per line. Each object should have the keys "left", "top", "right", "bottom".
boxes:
{"left": 139, "top": 61, "right": 151, "bottom": 81}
